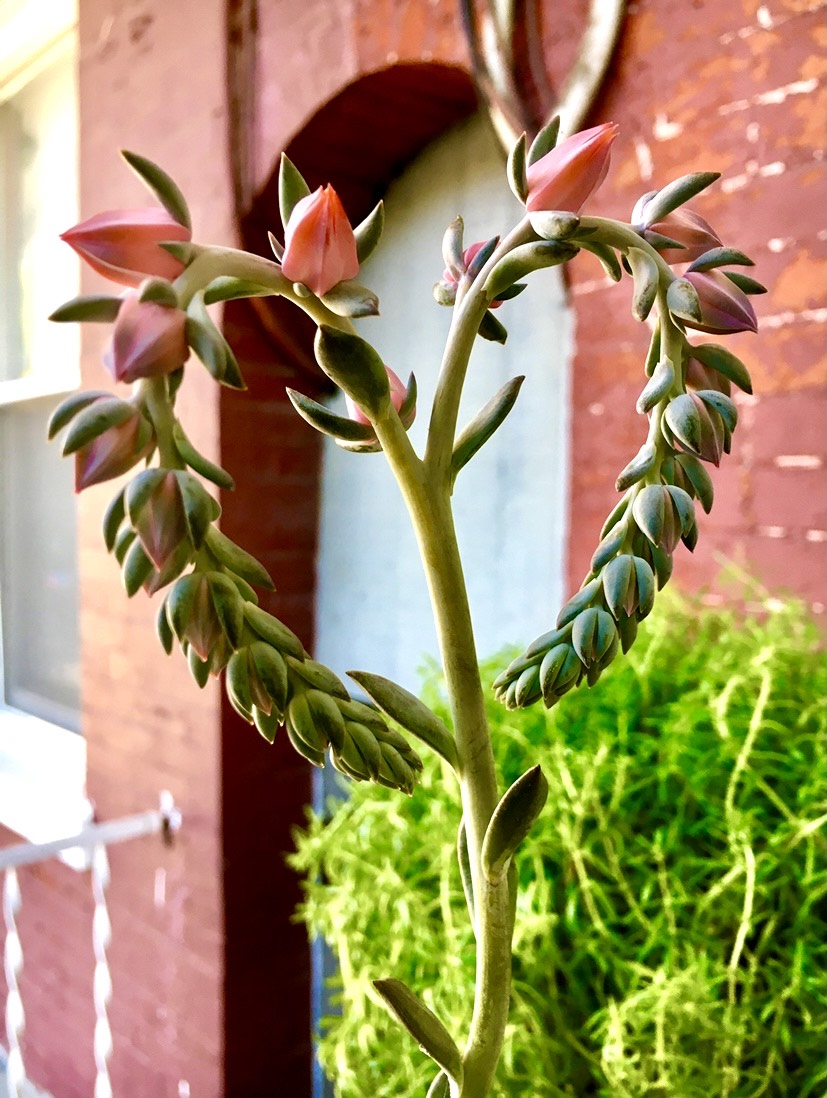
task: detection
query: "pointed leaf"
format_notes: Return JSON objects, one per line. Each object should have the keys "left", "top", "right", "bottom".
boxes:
{"left": 426, "top": 1072, "right": 450, "bottom": 1098}
{"left": 477, "top": 310, "right": 508, "bottom": 344}
{"left": 641, "top": 172, "right": 720, "bottom": 226}
{"left": 48, "top": 390, "right": 114, "bottom": 438}
{"left": 724, "top": 271, "right": 767, "bottom": 295}
{"left": 278, "top": 153, "right": 311, "bottom": 228}
{"left": 687, "top": 247, "right": 754, "bottom": 273}
{"left": 354, "top": 200, "right": 385, "bottom": 264}
{"left": 689, "top": 342, "right": 753, "bottom": 394}
{"left": 120, "top": 149, "right": 191, "bottom": 231}
{"left": 636, "top": 358, "right": 675, "bottom": 415}
{"left": 49, "top": 295, "right": 123, "bottom": 324}
{"left": 615, "top": 441, "right": 657, "bottom": 491}
{"left": 506, "top": 132, "right": 528, "bottom": 204}
{"left": 457, "top": 820, "right": 475, "bottom": 928}
{"left": 347, "top": 670, "right": 458, "bottom": 769}
{"left": 102, "top": 488, "right": 127, "bottom": 552}
{"left": 61, "top": 398, "right": 135, "bottom": 455}
{"left": 481, "top": 765, "right": 549, "bottom": 882}
{"left": 286, "top": 388, "right": 376, "bottom": 442}
{"left": 373, "top": 979, "right": 463, "bottom": 1085}
{"left": 172, "top": 421, "right": 235, "bottom": 490}
{"left": 452, "top": 376, "right": 525, "bottom": 479}
{"left": 527, "top": 115, "right": 561, "bottom": 166}
{"left": 205, "top": 526, "right": 274, "bottom": 590}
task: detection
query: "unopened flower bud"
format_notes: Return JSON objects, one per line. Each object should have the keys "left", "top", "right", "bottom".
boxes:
{"left": 438, "top": 241, "right": 504, "bottom": 307}
{"left": 74, "top": 404, "right": 154, "bottom": 492}
{"left": 683, "top": 270, "right": 758, "bottom": 334}
{"left": 525, "top": 122, "right": 619, "bottom": 214}
{"left": 280, "top": 185, "right": 359, "bottom": 296}
{"left": 107, "top": 289, "right": 188, "bottom": 383}
{"left": 644, "top": 207, "right": 722, "bottom": 264}
{"left": 60, "top": 208, "right": 191, "bottom": 286}
{"left": 345, "top": 366, "right": 414, "bottom": 441}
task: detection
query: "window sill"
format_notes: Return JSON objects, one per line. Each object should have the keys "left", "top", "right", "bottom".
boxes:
{"left": 0, "top": 706, "right": 91, "bottom": 867}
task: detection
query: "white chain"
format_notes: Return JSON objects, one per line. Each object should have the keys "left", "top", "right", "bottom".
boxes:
{"left": 91, "top": 846, "right": 113, "bottom": 1098}
{"left": 3, "top": 868, "right": 25, "bottom": 1098}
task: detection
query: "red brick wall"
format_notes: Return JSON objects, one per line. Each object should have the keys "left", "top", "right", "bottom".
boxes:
{"left": 3, "top": 2, "right": 823, "bottom": 1097}
{"left": 565, "top": 0, "right": 826, "bottom": 612}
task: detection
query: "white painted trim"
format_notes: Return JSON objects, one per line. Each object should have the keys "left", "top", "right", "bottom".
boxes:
{"left": 0, "top": 706, "right": 91, "bottom": 860}
{"left": 0, "top": 0, "right": 77, "bottom": 97}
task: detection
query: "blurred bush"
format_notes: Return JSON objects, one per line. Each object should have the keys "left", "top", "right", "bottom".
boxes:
{"left": 291, "top": 595, "right": 826, "bottom": 1096}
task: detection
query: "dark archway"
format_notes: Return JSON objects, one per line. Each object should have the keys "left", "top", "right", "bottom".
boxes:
{"left": 217, "top": 63, "right": 478, "bottom": 1096}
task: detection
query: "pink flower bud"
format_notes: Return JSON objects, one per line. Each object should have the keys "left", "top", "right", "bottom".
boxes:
{"left": 133, "top": 471, "right": 190, "bottom": 570}
{"left": 439, "top": 242, "right": 503, "bottom": 307}
{"left": 646, "top": 208, "right": 722, "bottom": 264}
{"left": 280, "top": 185, "right": 359, "bottom": 296}
{"left": 74, "top": 405, "right": 154, "bottom": 492}
{"left": 60, "top": 208, "right": 191, "bottom": 287}
{"left": 345, "top": 366, "right": 409, "bottom": 426}
{"left": 525, "top": 123, "right": 619, "bottom": 214}
{"left": 683, "top": 270, "right": 758, "bottom": 334}
{"left": 107, "top": 290, "right": 189, "bottom": 384}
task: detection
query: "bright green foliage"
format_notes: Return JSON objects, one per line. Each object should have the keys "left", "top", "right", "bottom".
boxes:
{"left": 291, "top": 595, "right": 826, "bottom": 1097}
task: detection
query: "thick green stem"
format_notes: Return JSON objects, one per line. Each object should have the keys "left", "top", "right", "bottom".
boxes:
{"left": 373, "top": 410, "right": 512, "bottom": 1098}
{"left": 140, "top": 376, "right": 183, "bottom": 468}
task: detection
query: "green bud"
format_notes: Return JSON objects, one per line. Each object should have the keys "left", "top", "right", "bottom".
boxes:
{"left": 243, "top": 604, "right": 305, "bottom": 659}
{"left": 571, "top": 607, "right": 617, "bottom": 667}
{"left": 314, "top": 326, "right": 390, "bottom": 419}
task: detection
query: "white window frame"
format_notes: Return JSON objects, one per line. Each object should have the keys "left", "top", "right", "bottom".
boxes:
{"left": 0, "top": 0, "right": 90, "bottom": 849}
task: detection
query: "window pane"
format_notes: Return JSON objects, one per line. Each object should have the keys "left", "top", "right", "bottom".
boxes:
{"left": 0, "top": 395, "right": 80, "bottom": 730}
{"left": 0, "top": 41, "right": 79, "bottom": 384}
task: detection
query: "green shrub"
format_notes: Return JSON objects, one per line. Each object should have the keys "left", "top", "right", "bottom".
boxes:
{"left": 290, "top": 596, "right": 826, "bottom": 1096}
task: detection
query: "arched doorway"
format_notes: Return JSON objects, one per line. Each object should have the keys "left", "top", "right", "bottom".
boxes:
{"left": 315, "top": 114, "right": 573, "bottom": 691}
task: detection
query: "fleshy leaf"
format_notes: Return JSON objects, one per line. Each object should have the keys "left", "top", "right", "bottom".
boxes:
{"left": 278, "top": 153, "right": 311, "bottom": 229}
{"left": 49, "top": 295, "right": 124, "bottom": 324}
{"left": 452, "top": 376, "right": 525, "bottom": 481}
{"left": 120, "top": 149, "right": 192, "bottom": 231}
{"left": 346, "top": 670, "right": 458, "bottom": 769}
{"left": 373, "top": 978, "right": 463, "bottom": 1085}
{"left": 640, "top": 172, "right": 720, "bottom": 226}
{"left": 481, "top": 765, "right": 549, "bottom": 882}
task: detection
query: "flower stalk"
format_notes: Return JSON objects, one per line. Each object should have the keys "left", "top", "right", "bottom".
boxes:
{"left": 47, "top": 130, "right": 761, "bottom": 1097}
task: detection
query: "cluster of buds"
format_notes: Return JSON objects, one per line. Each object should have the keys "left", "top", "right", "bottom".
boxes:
{"left": 491, "top": 127, "right": 763, "bottom": 710}
{"left": 49, "top": 149, "right": 425, "bottom": 793}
